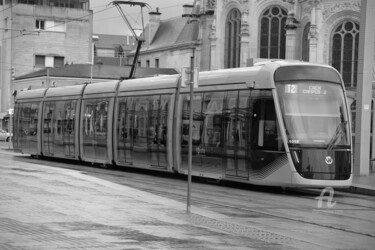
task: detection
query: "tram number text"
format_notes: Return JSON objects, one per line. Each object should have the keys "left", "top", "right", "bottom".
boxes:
{"left": 288, "top": 139, "right": 299, "bottom": 144}
{"left": 285, "top": 84, "right": 297, "bottom": 94}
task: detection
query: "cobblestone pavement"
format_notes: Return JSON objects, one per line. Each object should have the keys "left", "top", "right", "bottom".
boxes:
{"left": 0, "top": 157, "right": 324, "bottom": 250}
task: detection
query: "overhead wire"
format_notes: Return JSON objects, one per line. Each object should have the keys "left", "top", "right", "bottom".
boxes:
{"left": 0, "top": 2, "right": 20, "bottom": 13}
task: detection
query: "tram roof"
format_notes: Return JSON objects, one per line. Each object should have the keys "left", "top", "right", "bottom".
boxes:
{"left": 115, "top": 60, "right": 337, "bottom": 91}
{"left": 44, "top": 84, "right": 86, "bottom": 98}
{"left": 118, "top": 75, "right": 180, "bottom": 92}
{"left": 15, "top": 88, "right": 48, "bottom": 101}
{"left": 83, "top": 80, "right": 119, "bottom": 96}
{"left": 15, "top": 61, "right": 340, "bottom": 101}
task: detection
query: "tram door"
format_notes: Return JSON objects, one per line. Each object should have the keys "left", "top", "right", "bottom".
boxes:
{"left": 120, "top": 95, "right": 168, "bottom": 168}
{"left": 132, "top": 97, "right": 150, "bottom": 166}
{"left": 250, "top": 90, "right": 284, "bottom": 178}
{"left": 117, "top": 98, "right": 133, "bottom": 164}
{"left": 81, "top": 99, "right": 110, "bottom": 161}
{"left": 63, "top": 100, "right": 76, "bottom": 158}
{"left": 47, "top": 101, "right": 68, "bottom": 157}
{"left": 14, "top": 102, "right": 39, "bottom": 154}
{"left": 149, "top": 95, "right": 168, "bottom": 168}
{"left": 224, "top": 91, "right": 250, "bottom": 178}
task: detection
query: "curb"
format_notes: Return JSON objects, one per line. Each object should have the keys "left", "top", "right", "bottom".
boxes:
{"left": 337, "top": 185, "right": 375, "bottom": 196}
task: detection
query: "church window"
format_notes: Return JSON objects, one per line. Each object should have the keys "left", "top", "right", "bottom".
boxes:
{"left": 224, "top": 8, "right": 241, "bottom": 68}
{"left": 259, "top": 6, "right": 287, "bottom": 59}
{"left": 302, "top": 22, "right": 310, "bottom": 61}
{"left": 331, "top": 20, "right": 359, "bottom": 88}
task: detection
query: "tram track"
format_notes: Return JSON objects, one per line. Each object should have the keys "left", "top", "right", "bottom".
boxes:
{"left": 134, "top": 186, "right": 375, "bottom": 239}
{"left": 16, "top": 152, "right": 375, "bottom": 209}
{"left": 7, "top": 153, "right": 375, "bottom": 241}
{"left": 285, "top": 188, "right": 375, "bottom": 211}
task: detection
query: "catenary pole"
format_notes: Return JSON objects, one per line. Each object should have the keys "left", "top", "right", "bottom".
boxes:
{"left": 187, "top": 52, "right": 195, "bottom": 214}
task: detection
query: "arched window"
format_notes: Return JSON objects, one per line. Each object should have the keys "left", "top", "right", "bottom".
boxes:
{"left": 260, "top": 6, "right": 287, "bottom": 59}
{"left": 224, "top": 9, "right": 241, "bottom": 68}
{"left": 331, "top": 20, "right": 359, "bottom": 88}
{"left": 302, "top": 22, "right": 310, "bottom": 61}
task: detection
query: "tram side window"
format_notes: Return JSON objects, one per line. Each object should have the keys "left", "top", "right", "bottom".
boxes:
{"left": 95, "top": 99, "right": 109, "bottom": 136}
{"left": 19, "top": 103, "right": 30, "bottom": 136}
{"left": 117, "top": 98, "right": 127, "bottom": 139}
{"left": 54, "top": 101, "right": 66, "bottom": 139}
{"left": 83, "top": 100, "right": 95, "bottom": 138}
{"left": 17, "top": 102, "right": 38, "bottom": 137}
{"left": 202, "top": 92, "right": 224, "bottom": 148}
{"left": 252, "top": 92, "right": 283, "bottom": 151}
{"left": 182, "top": 93, "right": 203, "bottom": 146}
{"left": 133, "top": 97, "right": 150, "bottom": 143}
{"left": 82, "top": 99, "right": 109, "bottom": 138}
{"left": 159, "top": 95, "right": 169, "bottom": 145}
{"left": 64, "top": 100, "right": 76, "bottom": 135}
{"left": 30, "top": 102, "right": 39, "bottom": 136}
{"left": 13, "top": 103, "right": 20, "bottom": 148}
{"left": 43, "top": 102, "right": 55, "bottom": 134}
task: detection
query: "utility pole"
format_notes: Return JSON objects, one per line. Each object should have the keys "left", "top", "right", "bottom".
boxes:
{"left": 187, "top": 55, "right": 194, "bottom": 214}
{"left": 181, "top": 50, "right": 199, "bottom": 214}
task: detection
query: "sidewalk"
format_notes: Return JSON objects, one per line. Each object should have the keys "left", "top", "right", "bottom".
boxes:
{"left": 1, "top": 159, "right": 321, "bottom": 250}
{"left": 0, "top": 146, "right": 374, "bottom": 249}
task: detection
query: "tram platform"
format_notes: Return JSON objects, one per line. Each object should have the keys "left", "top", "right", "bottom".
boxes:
{"left": 349, "top": 172, "right": 375, "bottom": 196}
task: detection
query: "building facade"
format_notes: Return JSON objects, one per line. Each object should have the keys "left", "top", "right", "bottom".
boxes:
{"left": 129, "top": 7, "right": 201, "bottom": 71}
{"left": 93, "top": 34, "right": 136, "bottom": 66}
{"left": 136, "top": 0, "right": 371, "bottom": 87}
{"left": 0, "top": 0, "right": 92, "bottom": 127}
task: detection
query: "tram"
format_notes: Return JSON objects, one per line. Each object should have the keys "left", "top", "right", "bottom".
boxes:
{"left": 12, "top": 60, "right": 353, "bottom": 187}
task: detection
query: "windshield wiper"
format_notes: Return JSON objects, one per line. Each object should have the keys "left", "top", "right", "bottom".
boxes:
{"left": 327, "top": 121, "right": 347, "bottom": 151}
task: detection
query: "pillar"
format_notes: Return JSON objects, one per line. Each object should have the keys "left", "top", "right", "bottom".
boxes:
{"left": 354, "top": 0, "right": 375, "bottom": 176}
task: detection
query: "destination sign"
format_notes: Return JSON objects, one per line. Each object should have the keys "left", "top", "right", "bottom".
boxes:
{"left": 284, "top": 84, "right": 328, "bottom": 95}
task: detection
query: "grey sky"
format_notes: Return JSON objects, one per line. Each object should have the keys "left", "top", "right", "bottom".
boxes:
{"left": 91, "top": 0, "right": 192, "bottom": 35}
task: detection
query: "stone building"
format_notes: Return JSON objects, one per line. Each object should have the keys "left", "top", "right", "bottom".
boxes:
{"left": 93, "top": 34, "right": 136, "bottom": 66}
{"left": 0, "top": 0, "right": 92, "bottom": 127}
{"left": 130, "top": 7, "right": 200, "bottom": 71}
{"left": 134, "top": 0, "right": 371, "bottom": 85}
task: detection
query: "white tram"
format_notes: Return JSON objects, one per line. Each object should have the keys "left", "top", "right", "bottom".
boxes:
{"left": 13, "top": 61, "right": 353, "bottom": 187}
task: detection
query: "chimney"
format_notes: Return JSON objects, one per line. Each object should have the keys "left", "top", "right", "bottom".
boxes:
{"left": 148, "top": 7, "right": 161, "bottom": 42}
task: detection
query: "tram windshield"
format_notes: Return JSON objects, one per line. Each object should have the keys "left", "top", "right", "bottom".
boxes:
{"left": 276, "top": 81, "right": 350, "bottom": 149}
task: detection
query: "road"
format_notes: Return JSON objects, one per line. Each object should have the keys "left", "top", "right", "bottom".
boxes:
{"left": 1, "top": 143, "right": 375, "bottom": 249}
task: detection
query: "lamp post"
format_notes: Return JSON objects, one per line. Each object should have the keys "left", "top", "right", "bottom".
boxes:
{"left": 187, "top": 53, "right": 195, "bottom": 214}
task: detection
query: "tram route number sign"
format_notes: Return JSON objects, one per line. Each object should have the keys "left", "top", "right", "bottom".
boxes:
{"left": 285, "top": 84, "right": 328, "bottom": 95}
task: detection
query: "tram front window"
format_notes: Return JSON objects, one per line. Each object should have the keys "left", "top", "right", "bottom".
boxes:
{"left": 276, "top": 82, "right": 350, "bottom": 149}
